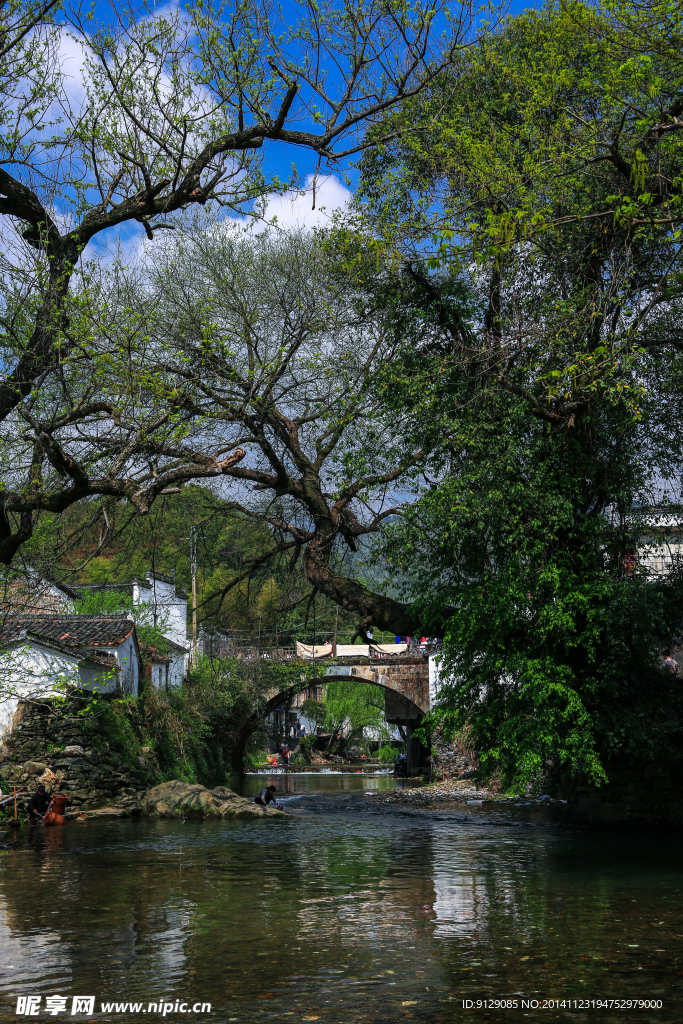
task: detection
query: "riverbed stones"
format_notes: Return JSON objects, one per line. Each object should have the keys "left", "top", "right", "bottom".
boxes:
{"left": 139, "top": 781, "right": 284, "bottom": 819}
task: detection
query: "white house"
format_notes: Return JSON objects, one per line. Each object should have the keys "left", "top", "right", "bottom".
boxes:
{"left": 0, "top": 568, "right": 78, "bottom": 616}
{"left": 73, "top": 572, "right": 189, "bottom": 677}
{"left": 0, "top": 629, "right": 119, "bottom": 751}
{"left": 0, "top": 615, "right": 141, "bottom": 697}
{"left": 141, "top": 638, "right": 188, "bottom": 691}
{"left": 133, "top": 574, "right": 188, "bottom": 653}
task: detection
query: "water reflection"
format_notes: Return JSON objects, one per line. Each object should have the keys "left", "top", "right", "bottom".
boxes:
{"left": 234, "top": 770, "right": 417, "bottom": 798}
{"left": 0, "top": 796, "right": 681, "bottom": 1024}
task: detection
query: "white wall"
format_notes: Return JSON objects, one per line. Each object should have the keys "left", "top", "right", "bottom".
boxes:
{"left": 0, "top": 644, "right": 116, "bottom": 749}
{"left": 149, "top": 653, "right": 185, "bottom": 691}
{"left": 100, "top": 633, "right": 139, "bottom": 696}
{"left": 168, "top": 653, "right": 185, "bottom": 689}
{"left": 134, "top": 576, "right": 188, "bottom": 650}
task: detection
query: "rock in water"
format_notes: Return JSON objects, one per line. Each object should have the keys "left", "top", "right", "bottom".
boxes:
{"left": 139, "top": 781, "right": 284, "bottom": 819}
{"left": 211, "top": 785, "right": 238, "bottom": 801}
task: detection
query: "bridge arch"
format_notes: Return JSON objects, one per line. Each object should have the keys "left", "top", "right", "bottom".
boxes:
{"left": 233, "top": 657, "right": 430, "bottom": 774}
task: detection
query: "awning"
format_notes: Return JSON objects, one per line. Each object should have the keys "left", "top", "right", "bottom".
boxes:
{"left": 295, "top": 642, "right": 333, "bottom": 659}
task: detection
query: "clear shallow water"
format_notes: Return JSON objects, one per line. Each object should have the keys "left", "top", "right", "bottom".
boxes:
{"left": 0, "top": 783, "right": 681, "bottom": 1024}
{"left": 235, "top": 769, "right": 416, "bottom": 798}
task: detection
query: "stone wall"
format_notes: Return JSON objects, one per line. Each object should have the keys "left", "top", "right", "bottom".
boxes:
{"left": 0, "top": 695, "right": 154, "bottom": 812}
{"left": 429, "top": 728, "right": 479, "bottom": 781}
{"left": 570, "top": 761, "right": 683, "bottom": 826}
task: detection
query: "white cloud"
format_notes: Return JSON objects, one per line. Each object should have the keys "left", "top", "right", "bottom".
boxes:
{"left": 256, "top": 174, "right": 352, "bottom": 230}
{"left": 107, "top": 172, "right": 352, "bottom": 266}
{"left": 56, "top": 27, "right": 88, "bottom": 112}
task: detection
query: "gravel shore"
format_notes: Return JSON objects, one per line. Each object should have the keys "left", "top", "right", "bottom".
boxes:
{"left": 384, "top": 779, "right": 568, "bottom": 808}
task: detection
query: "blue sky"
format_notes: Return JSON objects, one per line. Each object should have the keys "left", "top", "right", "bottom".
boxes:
{"left": 69, "top": 0, "right": 545, "bottom": 243}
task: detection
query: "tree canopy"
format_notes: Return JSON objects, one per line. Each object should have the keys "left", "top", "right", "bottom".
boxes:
{"left": 355, "top": 0, "right": 683, "bottom": 789}
{"left": 0, "top": 0, "right": 473, "bottom": 563}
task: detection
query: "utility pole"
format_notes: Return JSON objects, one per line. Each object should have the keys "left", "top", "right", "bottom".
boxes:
{"left": 190, "top": 525, "right": 198, "bottom": 669}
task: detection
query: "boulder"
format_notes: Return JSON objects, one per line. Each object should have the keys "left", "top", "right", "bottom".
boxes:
{"left": 62, "top": 745, "right": 86, "bottom": 757}
{"left": 23, "top": 761, "right": 48, "bottom": 775}
{"left": 211, "top": 786, "right": 238, "bottom": 801}
{"left": 139, "top": 780, "right": 284, "bottom": 820}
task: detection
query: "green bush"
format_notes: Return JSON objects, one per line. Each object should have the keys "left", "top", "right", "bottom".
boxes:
{"left": 377, "top": 743, "right": 398, "bottom": 764}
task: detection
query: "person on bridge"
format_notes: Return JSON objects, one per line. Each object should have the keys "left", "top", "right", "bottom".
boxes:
{"left": 254, "top": 785, "right": 283, "bottom": 811}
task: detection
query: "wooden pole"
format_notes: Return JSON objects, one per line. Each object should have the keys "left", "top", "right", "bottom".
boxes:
{"left": 333, "top": 605, "right": 339, "bottom": 658}
{"left": 191, "top": 526, "right": 198, "bottom": 669}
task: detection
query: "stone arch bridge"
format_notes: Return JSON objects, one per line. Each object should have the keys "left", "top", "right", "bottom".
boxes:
{"left": 237, "top": 655, "right": 434, "bottom": 775}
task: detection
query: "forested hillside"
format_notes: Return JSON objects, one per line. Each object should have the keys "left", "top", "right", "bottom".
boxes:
{"left": 21, "top": 486, "right": 369, "bottom": 647}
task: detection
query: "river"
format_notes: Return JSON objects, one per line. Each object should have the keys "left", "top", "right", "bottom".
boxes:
{"left": 0, "top": 771, "right": 681, "bottom": 1023}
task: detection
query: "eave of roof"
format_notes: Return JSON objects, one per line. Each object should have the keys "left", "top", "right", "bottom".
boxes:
{"left": 0, "top": 615, "right": 135, "bottom": 647}
{"left": 2, "top": 629, "right": 118, "bottom": 668}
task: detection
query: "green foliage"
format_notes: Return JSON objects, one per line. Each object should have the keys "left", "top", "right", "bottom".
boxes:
{"left": 87, "top": 655, "right": 323, "bottom": 783}
{"left": 381, "top": 392, "right": 683, "bottom": 791}
{"left": 301, "top": 698, "right": 327, "bottom": 728}
{"left": 28, "top": 483, "right": 359, "bottom": 647}
{"left": 377, "top": 743, "right": 398, "bottom": 764}
{"left": 323, "top": 679, "right": 385, "bottom": 733}
{"left": 356, "top": 0, "right": 683, "bottom": 792}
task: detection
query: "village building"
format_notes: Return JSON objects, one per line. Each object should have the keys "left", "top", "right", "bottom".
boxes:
{"left": 0, "top": 571, "right": 190, "bottom": 726}
{"left": 75, "top": 572, "right": 190, "bottom": 676}
{"left": 140, "top": 638, "right": 188, "bottom": 691}
{"left": 0, "top": 616, "right": 141, "bottom": 750}
{"left": 0, "top": 568, "right": 78, "bottom": 617}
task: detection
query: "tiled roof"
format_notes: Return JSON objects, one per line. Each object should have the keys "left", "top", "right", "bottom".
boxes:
{"left": 3, "top": 629, "right": 118, "bottom": 668}
{"left": 0, "top": 616, "right": 135, "bottom": 648}
{"left": 163, "top": 637, "right": 190, "bottom": 654}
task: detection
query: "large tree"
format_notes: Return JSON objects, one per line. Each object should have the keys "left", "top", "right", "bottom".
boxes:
{"left": 0, "top": 0, "right": 475, "bottom": 563}
{"left": 354, "top": 0, "right": 683, "bottom": 789}
{"left": 89, "top": 224, "right": 470, "bottom": 636}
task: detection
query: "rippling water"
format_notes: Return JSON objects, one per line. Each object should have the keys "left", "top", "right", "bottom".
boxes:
{"left": 0, "top": 778, "right": 681, "bottom": 1023}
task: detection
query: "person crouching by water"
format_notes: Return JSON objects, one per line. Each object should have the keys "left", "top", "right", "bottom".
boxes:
{"left": 254, "top": 784, "right": 283, "bottom": 811}
{"left": 27, "top": 784, "right": 51, "bottom": 822}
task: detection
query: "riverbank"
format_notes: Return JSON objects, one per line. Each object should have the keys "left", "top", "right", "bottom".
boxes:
{"left": 382, "top": 778, "right": 570, "bottom": 806}
{"left": 0, "top": 688, "right": 247, "bottom": 819}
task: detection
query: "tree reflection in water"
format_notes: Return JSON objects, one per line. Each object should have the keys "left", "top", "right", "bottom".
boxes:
{"left": 0, "top": 801, "right": 680, "bottom": 1023}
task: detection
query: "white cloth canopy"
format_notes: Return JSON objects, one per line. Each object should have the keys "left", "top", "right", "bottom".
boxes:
{"left": 295, "top": 642, "right": 333, "bottom": 659}
{"left": 372, "top": 643, "right": 409, "bottom": 654}
{"left": 295, "top": 642, "right": 410, "bottom": 659}
{"left": 334, "top": 643, "right": 409, "bottom": 657}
